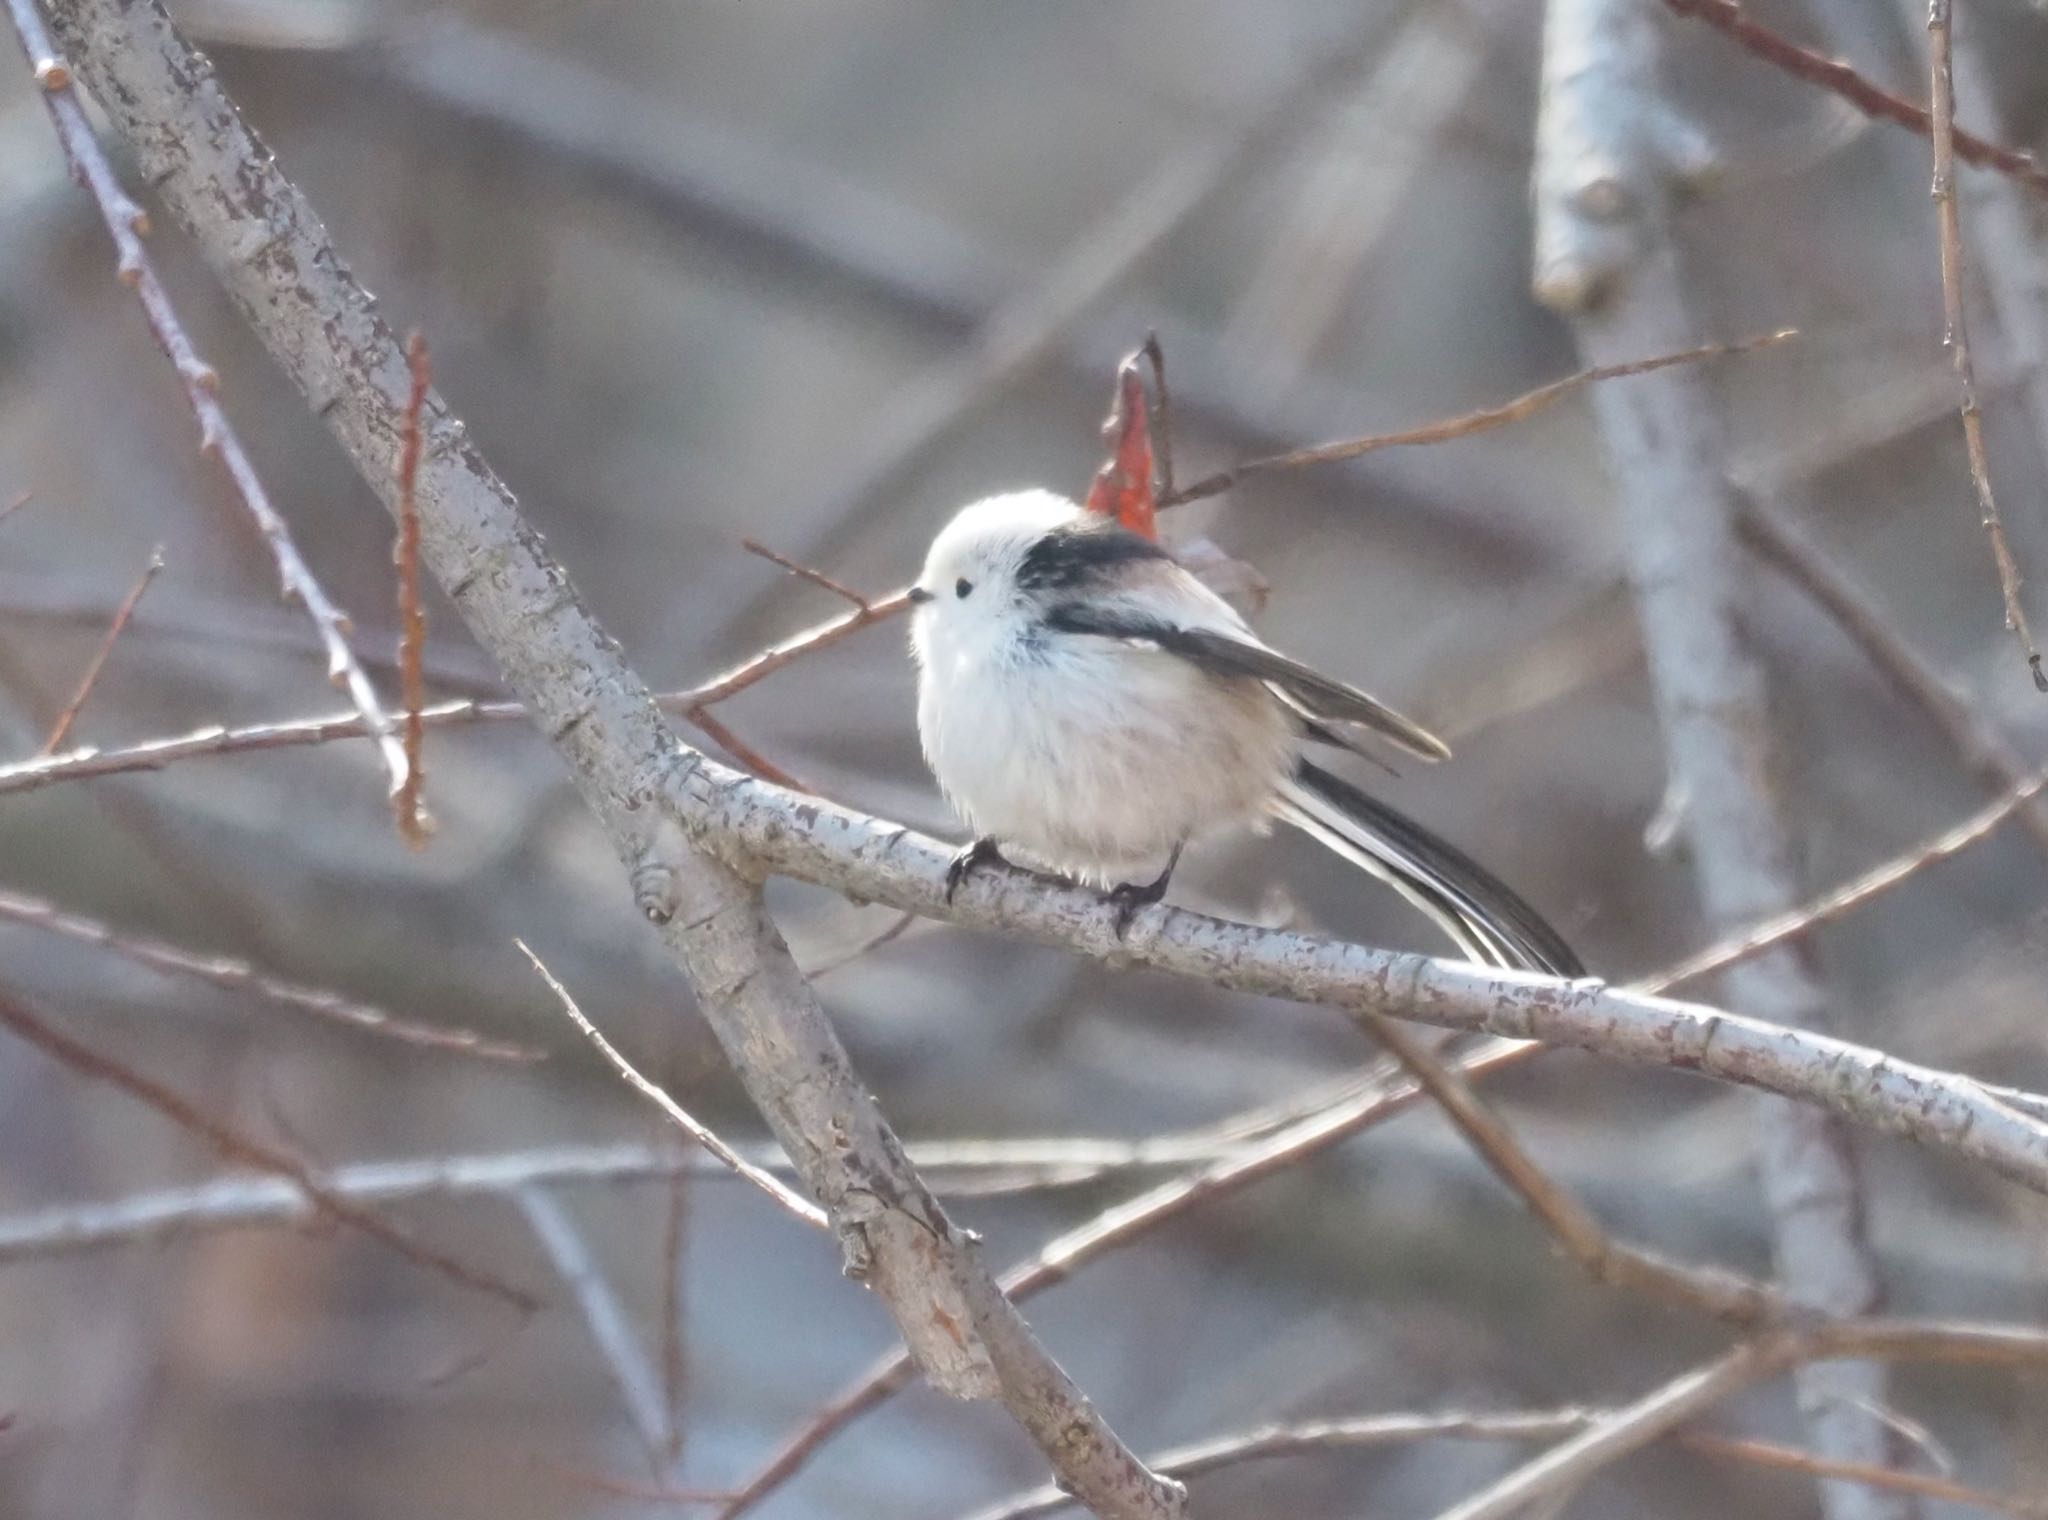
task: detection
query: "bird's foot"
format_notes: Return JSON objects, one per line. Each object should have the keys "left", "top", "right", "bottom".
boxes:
{"left": 1107, "top": 846, "right": 1181, "bottom": 939}
{"left": 945, "top": 837, "right": 1007, "bottom": 903}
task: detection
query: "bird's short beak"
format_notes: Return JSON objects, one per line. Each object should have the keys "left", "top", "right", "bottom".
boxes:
{"left": 906, "top": 586, "right": 935, "bottom": 605}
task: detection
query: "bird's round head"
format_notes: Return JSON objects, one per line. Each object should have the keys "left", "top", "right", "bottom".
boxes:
{"left": 908, "top": 489, "right": 1087, "bottom": 661}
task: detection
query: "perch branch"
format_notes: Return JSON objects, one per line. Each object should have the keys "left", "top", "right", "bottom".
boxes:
{"left": 667, "top": 764, "right": 2048, "bottom": 1190}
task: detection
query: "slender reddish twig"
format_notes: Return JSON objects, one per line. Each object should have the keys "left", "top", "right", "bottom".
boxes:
{"left": 1678, "top": 1431, "right": 2044, "bottom": 1517}
{"left": 1359, "top": 1013, "right": 1775, "bottom": 1323}
{"left": 741, "top": 538, "right": 872, "bottom": 612}
{"left": 1925, "top": 0, "right": 2045, "bottom": 689}
{"left": 0, "top": 689, "right": 822, "bottom": 797}
{"left": 0, "top": 489, "right": 31, "bottom": 526}
{"left": 529, "top": 1456, "right": 736, "bottom": 1507}
{"left": 1159, "top": 330, "right": 1796, "bottom": 506}
{"left": 39, "top": 545, "right": 162, "bottom": 755}
{"left": 685, "top": 588, "right": 916, "bottom": 708}
{"left": 2, "top": 0, "right": 414, "bottom": 789}
{"left": 682, "top": 704, "right": 811, "bottom": 794}
{"left": 806, "top": 909, "right": 921, "bottom": 980}
{"left": 1663, "top": 0, "right": 2048, "bottom": 199}
{"left": 0, "top": 885, "right": 541, "bottom": 1061}
{"left": 395, "top": 330, "right": 433, "bottom": 842}
{"left": 0, "top": 986, "right": 538, "bottom": 1310}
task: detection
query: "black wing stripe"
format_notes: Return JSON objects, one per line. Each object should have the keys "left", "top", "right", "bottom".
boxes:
{"left": 1044, "top": 603, "right": 1452, "bottom": 762}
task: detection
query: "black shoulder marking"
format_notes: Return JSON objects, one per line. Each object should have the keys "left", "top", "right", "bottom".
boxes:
{"left": 1042, "top": 603, "right": 1450, "bottom": 763}
{"left": 1015, "top": 524, "right": 1171, "bottom": 592}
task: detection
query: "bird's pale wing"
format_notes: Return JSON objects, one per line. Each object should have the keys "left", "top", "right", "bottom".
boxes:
{"left": 1042, "top": 602, "right": 1452, "bottom": 762}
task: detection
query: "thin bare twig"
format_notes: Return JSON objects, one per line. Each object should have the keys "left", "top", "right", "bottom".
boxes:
{"left": 38, "top": 545, "right": 162, "bottom": 754}
{"left": 1662, "top": 0, "right": 2048, "bottom": 198}
{"left": 0, "top": 1131, "right": 1284, "bottom": 1265}
{"left": 1636, "top": 765, "right": 2048, "bottom": 993}
{"left": 713, "top": 1040, "right": 1542, "bottom": 1520}
{"left": 659, "top": 1152, "right": 689, "bottom": 1465}
{"left": 515, "top": 940, "right": 827, "bottom": 1231}
{"left": 394, "top": 330, "right": 433, "bottom": 843}
{"left": 1740, "top": 502, "right": 2048, "bottom": 853}
{"left": 1431, "top": 1339, "right": 1803, "bottom": 1520}
{"left": 804, "top": 909, "right": 921, "bottom": 980}
{"left": 0, "top": 985, "right": 538, "bottom": 1310}
{"left": 681, "top": 703, "right": 811, "bottom": 794}
{"left": 530, "top": 1458, "right": 735, "bottom": 1508}
{"left": 1925, "top": 0, "right": 2045, "bottom": 689}
{"left": 963, "top": 1408, "right": 2048, "bottom": 1520}
{"left": 1359, "top": 1013, "right": 1776, "bottom": 1323}
{"left": 684, "top": 588, "right": 916, "bottom": 707}
{"left": 0, "top": 489, "right": 30, "bottom": 526}
{"left": 515, "top": 1184, "right": 671, "bottom": 1469}
{"left": 741, "top": 538, "right": 872, "bottom": 611}
{"left": 2, "top": 0, "right": 412, "bottom": 791}
{"left": 0, "top": 333, "right": 1795, "bottom": 803}
{"left": 962, "top": 1410, "right": 1599, "bottom": 1520}
{"left": 0, "top": 885, "right": 542, "bottom": 1060}
{"left": 1158, "top": 330, "right": 1797, "bottom": 506}
{"left": 1681, "top": 1432, "right": 2048, "bottom": 1517}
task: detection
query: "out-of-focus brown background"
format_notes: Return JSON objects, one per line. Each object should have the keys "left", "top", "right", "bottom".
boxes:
{"left": 2, "top": 1, "right": 2046, "bottom": 1515}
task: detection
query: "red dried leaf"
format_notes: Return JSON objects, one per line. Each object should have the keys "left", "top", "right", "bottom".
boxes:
{"left": 1081, "top": 355, "right": 1158, "bottom": 540}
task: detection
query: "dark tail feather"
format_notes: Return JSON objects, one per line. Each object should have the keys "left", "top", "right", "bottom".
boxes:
{"left": 1274, "top": 760, "right": 1584, "bottom": 977}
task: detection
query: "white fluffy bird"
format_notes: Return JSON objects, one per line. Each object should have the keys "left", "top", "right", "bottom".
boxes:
{"left": 909, "top": 489, "right": 1580, "bottom": 974}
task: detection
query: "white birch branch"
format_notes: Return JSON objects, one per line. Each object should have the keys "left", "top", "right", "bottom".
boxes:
{"left": 663, "top": 764, "right": 2048, "bottom": 1193}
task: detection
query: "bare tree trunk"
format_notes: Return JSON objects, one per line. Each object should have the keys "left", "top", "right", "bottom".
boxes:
{"left": 1533, "top": 3, "right": 1911, "bottom": 1516}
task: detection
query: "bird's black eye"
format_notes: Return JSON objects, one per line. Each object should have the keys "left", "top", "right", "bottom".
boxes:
{"left": 955, "top": 578, "right": 974, "bottom": 599}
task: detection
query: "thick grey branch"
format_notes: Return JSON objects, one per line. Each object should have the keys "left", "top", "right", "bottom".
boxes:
{"left": 661, "top": 760, "right": 2048, "bottom": 1193}
{"left": 40, "top": 2, "right": 1181, "bottom": 1513}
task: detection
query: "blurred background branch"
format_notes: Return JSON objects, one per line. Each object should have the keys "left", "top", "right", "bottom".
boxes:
{"left": 3, "top": 0, "right": 2048, "bottom": 1516}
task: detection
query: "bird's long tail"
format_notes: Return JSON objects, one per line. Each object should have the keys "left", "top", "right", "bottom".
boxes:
{"left": 1273, "top": 760, "right": 1584, "bottom": 976}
